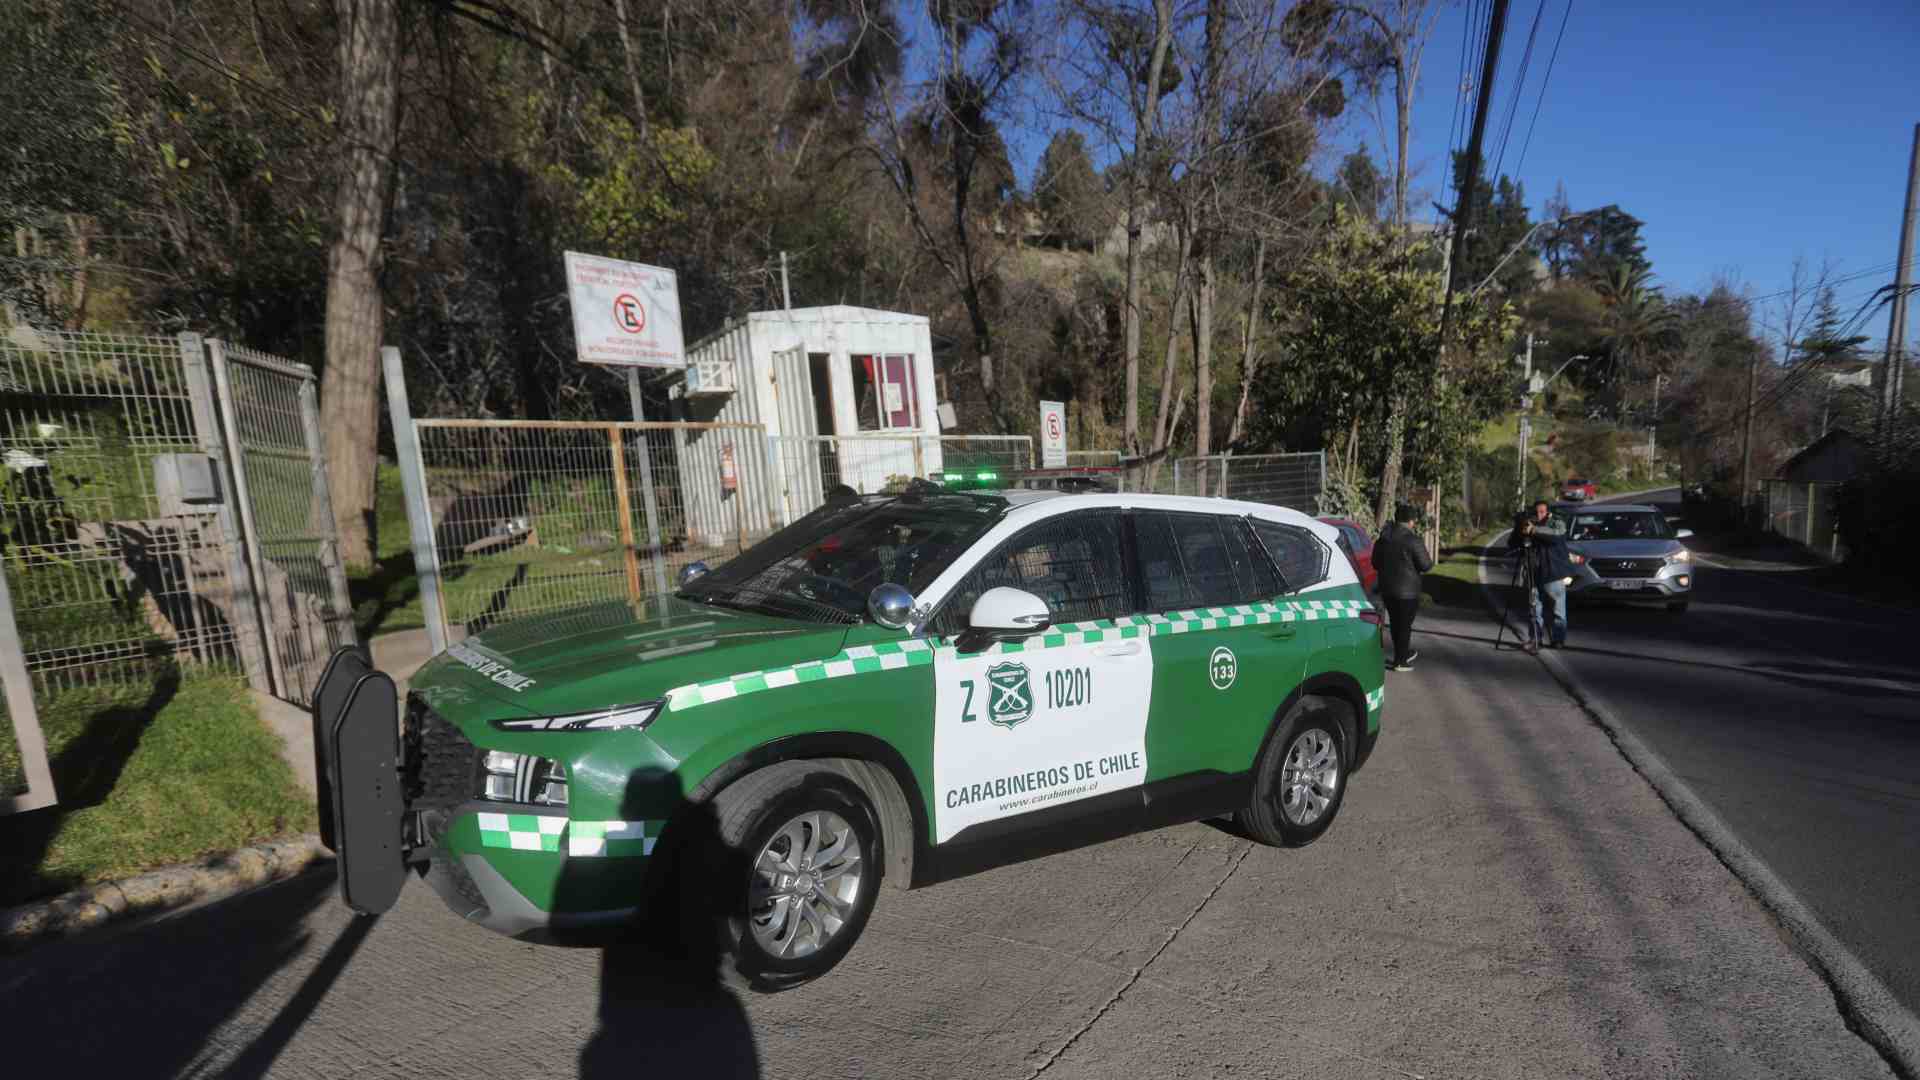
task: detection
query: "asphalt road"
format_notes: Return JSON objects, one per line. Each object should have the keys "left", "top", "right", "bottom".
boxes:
{"left": 1498, "top": 488, "right": 1920, "bottom": 1014}
{"left": 0, "top": 607, "right": 1891, "bottom": 1079}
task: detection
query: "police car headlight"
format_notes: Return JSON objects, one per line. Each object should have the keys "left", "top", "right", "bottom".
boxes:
{"left": 480, "top": 750, "right": 568, "bottom": 806}
{"left": 490, "top": 702, "right": 663, "bottom": 732}
{"left": 1666, "top": 550, "right": 1691, "bottom": 564}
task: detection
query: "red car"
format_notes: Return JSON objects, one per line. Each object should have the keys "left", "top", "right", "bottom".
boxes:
{"left": 1561, "top": 476, "right": 1598, "bottom": 501}
{"left": 1318, "top": 517, "right": 1378, "bottom": 594}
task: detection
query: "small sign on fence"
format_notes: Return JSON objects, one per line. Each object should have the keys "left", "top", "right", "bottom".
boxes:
{"left": 564, "top": 252, "right": 686, "bottom": 369}
{"left": 1039, "top": 400, "right": 1067, "bottom": 469}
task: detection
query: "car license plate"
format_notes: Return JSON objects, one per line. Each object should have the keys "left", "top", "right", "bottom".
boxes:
{"left": 1609, "top": 579, "right": 1646, "bottom": 591}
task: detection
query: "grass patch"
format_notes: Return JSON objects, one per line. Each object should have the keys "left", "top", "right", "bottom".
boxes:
{"left": 0, "top": 670, "right": 316, "bottom": 907}
{"left": 1424, "top": 533, "right": 1505, "bottom": 610}
{"left": 1, "top": 696, "right": 25, "bottom": 799}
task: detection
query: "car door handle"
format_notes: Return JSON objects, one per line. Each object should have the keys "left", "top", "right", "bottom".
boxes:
{"left": 1266, "top": 626, "right": 1297, "bottom": 640}
{"left": 1094, "top": 641, "right": 1142, "bottom": 657}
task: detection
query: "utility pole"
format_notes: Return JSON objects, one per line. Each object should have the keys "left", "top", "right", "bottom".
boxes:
{"left": 1515, "top": 331, "right": 1535, "bottom": 506}
{"left": 1739, "top": 346, "right": 1759, "bottom": 510}
{"left": 1883, "top": 123, "right": 1918, "bottom": 430}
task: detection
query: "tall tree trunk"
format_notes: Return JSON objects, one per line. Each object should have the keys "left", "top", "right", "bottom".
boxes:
{"left": 321, "top": 0, "right": 400, "bottom": 567}
{"left": 612, "top": 0, "right": 648, "bottom": 138}
{"left": 1152, "top": 227, "right": 1194, "bottom": 457}
{"left": 1121, "top": 0, "right": 1177, "bottom": 462}
{"left": 1225, "top": 235, "right": 1268, "bottom": 450}
{"left": 1392, "top": 57, "right": 1410, "bottom": 230}
{"left": 1375, "top": 392, "right": 1408, "bottom": 524}
{"left": 1193, "top": 251, "right": 1215, "bottom": 461}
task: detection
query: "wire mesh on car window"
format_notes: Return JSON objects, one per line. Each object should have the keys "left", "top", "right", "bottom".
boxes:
{"left": 936, "top": 512, "right": 1129, "bottom": 635}
{"left": 1133, "top": 512, "right": 1278, "bottom": 610}
{"left": 1250, "top": 520, "right": 1330, "bottom": 593}
{"left": 1132, "top": 512, "right": 1194, "bottom": 611}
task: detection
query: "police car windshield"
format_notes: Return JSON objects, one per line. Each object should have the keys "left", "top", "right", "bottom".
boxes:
{"left": 1565, "top": 510, "right": 1672, "bottom": 541}
{"left": 679, "top": 494, "right": 1003, "bottom": 624}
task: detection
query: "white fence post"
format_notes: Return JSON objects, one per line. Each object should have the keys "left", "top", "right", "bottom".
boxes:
{"left": 0, "top": 567, "right": 57, "bottom": 813}
{"left": 382, "top": 346, "right": 450, "bottom": 656}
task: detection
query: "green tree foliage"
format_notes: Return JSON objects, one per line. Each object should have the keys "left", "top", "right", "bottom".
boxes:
{"left": 1034, "top": 130, "right": 1108, "bottom": 249}
{"left": 1248, "top": 209, "right": 1518, "bottom": 504}
{"left": 1445, "top": 151, "right": 1535, "bottom": 297}
{"left": 1333, "top": 149, "right": 1385, "bottom": 223}
{"left": 1540, "top": 202, "right": 1649, "bottom": 284}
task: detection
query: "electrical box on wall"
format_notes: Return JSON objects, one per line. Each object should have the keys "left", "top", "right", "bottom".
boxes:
{"left": 153, "top": 453, "right": 222, "bottom": 515}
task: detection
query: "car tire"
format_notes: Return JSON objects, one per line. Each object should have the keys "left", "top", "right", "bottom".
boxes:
{"left": 680, "top": 762, "right": 881, "bottom": 993}
{"left": 1666, "top": 601, "right": 1688, "bottom": 614}
{"left": 1236, "top": 696, "right": 1350, "bottom": 848}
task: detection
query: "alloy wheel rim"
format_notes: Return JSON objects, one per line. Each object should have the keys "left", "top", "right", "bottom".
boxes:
{"left": 1279, "top": 728, "right": 1340, "bottom": 826}
{"left": 748, "top": 809, "right": 864, "bottom": 960}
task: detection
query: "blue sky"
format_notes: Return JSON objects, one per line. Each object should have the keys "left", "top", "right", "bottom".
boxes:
{"left": 1386, "top": 0, "right": 1920, "bottom": 346}
{"left": 978, "top": 1, "right": 1919, "bottom": 349}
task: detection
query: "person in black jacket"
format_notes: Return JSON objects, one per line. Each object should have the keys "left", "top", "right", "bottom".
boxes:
{"left": 1372, "top": 504, "right": 1433, "bottom": 671}
{"left": 1505, "top": 501, "right": 1577, "bottom": 653}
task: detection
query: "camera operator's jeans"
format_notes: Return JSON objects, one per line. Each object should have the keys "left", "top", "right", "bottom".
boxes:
{"left": 1530, "top": 578, "right": 1568, "bottom": 646}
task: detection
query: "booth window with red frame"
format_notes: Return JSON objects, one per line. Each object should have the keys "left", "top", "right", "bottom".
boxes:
{"left": 852, "top": 354, "right": 919, "bottom": 431}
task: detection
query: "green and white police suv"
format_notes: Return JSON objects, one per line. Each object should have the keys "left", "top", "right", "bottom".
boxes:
{"left": 314, "top": 487, "right": 1386, "bottom": 990}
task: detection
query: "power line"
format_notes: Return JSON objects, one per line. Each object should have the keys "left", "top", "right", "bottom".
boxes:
{"left": 1511, "top": 0, "right": 1572, "bottom": 183}
{"left": 1446, "top": 0, "right": 1478, "bottom": 165}
{"left": 1490, "top": 0, "right": 1547, "bottom": 182}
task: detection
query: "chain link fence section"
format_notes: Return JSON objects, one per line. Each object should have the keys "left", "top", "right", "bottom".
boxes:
{"left": 0, "top": 330, "right": 261, "bottom": 700}
{"left": 410, "top": 419, "right": 773, "bottom": 644}
{"left": 1173, "top": 452, "right": 1327, "bottom": 511}
{"left": 1066, "top": 450, "right": 1122, "bottom": 467}
{"left": 210, "top": 341, "right": 356, "bottom": 704}
{"left": 935, "top": 435, "right": 1031, "bottom": 477}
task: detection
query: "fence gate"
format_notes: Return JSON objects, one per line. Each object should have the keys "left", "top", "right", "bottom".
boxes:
{"left": 210, "top": 341, "right": 357, "bottom": 705}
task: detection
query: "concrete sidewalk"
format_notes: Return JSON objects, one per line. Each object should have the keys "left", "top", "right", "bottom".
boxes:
{"left": 1, "top": 606, "right": 1892, "bottom": 1078}
{"left": 255, "top": 628, "right": 439, "bottom": 796}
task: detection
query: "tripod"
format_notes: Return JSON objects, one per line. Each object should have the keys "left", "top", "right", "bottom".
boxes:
{"left": 1494, "top": 541, "right": 1537, "bottom": 651}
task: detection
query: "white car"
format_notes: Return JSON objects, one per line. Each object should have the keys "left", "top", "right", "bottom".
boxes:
{"left": 1554, "top": 503, "right": 1696, "bottom": 613}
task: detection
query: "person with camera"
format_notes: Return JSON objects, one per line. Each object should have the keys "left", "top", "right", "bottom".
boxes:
{"left": 1506, "top": 500, "right": 1576, "bottom": 653}
{"left": 1373, "top": 503, "right": 1433, "bottom": 671}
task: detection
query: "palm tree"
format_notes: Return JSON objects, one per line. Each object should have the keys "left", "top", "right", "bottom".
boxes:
{"left": 1595, "top": 265, "right": 1677, "bottom": 392}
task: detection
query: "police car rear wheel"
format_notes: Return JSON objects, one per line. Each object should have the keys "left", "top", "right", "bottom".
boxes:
{"left": 685, "top": 763, "right": 880, "bottom": 992}
{"left": 1237, "top": 696, "right": 1349, "bottom": 848}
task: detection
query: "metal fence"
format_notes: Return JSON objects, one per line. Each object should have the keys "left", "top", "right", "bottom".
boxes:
{"left": 1172, "top": 452, "right": 1327, "bottom": 511}
{"left": 210, "top": 341, "right": 356, "bottom": 703}
{"left": 1067, "top": 450, "right": 1122, "bottom": 467}
{"left": 1764, "top": 479, "right": 1846, "bottom": 562}
{"left": 936, "top": 435, "right": 1032, "bottom": 476}
{"left": 0, "top": 329, "right": 354, "bottom": 813}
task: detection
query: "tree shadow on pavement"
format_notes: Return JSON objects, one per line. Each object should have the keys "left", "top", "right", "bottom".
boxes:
{"left": 4, "top": 865, "right": 335, "bottom": 1078}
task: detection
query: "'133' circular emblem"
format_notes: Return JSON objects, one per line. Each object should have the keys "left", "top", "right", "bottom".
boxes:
{"left": 1209, "top": 646, "right": 1237, "bottom": 691}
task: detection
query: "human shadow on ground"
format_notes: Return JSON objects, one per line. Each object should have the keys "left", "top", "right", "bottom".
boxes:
{"left": 570, "top": 767, "right": 760, "bottom": 1080}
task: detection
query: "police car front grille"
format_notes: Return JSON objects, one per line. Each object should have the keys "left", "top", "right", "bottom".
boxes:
{"left": 1592, "top": 557, "right": 1666, "bottom": 578}
{"left": 404, "top": 693, "right": 483, "bottom": 813}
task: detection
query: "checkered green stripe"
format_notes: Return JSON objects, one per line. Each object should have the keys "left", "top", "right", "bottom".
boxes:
{"left": 663, "top": 596, "right": 1374, "bottom": 713}
{"left": 567, "top": 819, "right": 661, "bottom": 858}
{"left": 476, "top": 814, "right": 660, "bottom": 857}
{"left": 1366, "top": 686, "right": 1385, "bottom": 712}
{"left": 476, "top": 812, "right": 565, "bottom": 853}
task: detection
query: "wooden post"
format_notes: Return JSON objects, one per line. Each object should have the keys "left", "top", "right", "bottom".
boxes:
{"left": 608, "top": 425, "right": 643, "bottom": 602}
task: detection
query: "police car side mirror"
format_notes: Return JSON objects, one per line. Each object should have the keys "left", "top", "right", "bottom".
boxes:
{"left": 678, "top": 561, "right": 710, "bottom": 588}
{"left": 1675, "top": 528, "right": 1694, "bottom": 539}
{"left": 957, "top": 587, "right": 1051, "bottom": 653}
{"left": 867, "top": 583, "right": 915, "bottom": 629}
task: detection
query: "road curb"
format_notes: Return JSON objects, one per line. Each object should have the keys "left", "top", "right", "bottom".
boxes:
{"left": 1470, "top": 534, "right": 1920, "bottom": 1079}
{"left": 0, "top": 835, "right": 333, "bottom": 954}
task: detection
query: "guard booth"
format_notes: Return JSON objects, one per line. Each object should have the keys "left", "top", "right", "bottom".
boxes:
{"left": 670, "top": 306, "right": 943, "bottom": 542}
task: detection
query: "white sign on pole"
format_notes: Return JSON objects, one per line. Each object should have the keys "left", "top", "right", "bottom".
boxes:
{"left": 1039, "top": 400, "right": 1067, "bottom": 468}
{"left": 564, "top": 251, "right": 686, "bottom": 368}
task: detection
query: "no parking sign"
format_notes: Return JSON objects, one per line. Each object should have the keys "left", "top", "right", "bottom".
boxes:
{"left": 564, "top": 252, "right": 685, "bottom": 368}
{"left": 1039, "top": 400, "right": 1066, "bottom": 468}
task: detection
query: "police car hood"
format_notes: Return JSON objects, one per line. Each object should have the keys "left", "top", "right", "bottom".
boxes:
{"left": 409, "top": 596, "right": 849, "bottom": 718}
{"left": 1565, "top": 537, "right": 1684, "bottom": 558}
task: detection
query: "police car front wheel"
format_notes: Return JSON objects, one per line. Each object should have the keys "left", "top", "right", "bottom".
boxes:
{"left": 684, "top": 763, "right": 881, "bottom": 992}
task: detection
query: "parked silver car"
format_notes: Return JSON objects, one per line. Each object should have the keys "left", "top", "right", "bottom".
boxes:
{"left": 1551, "top": 503, "right": 1696, "bottom": 613}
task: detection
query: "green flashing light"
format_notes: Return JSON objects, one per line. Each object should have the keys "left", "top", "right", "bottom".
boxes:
{"left": 976, "top": 471, "right": 997, "bottom": 481}
{"left": 944, "top": 472, "right": 964, "bottom": 482}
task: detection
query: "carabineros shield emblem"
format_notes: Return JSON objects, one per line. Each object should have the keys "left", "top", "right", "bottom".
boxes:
{"left": 986, "top": 661, "right": 1035, "bottom": 728}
